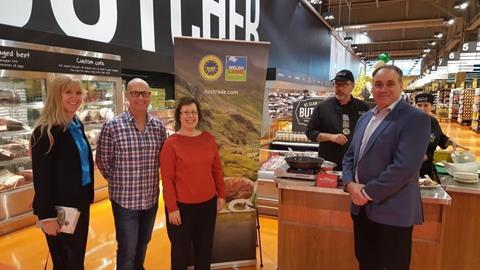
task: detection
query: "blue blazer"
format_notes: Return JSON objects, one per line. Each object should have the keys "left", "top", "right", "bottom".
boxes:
{"left": 342, "top": 99, "right": 430, "bottom": 227}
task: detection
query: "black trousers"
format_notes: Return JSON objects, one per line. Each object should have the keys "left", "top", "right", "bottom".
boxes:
{"left": 352, "top": 207, "right": 413, "bottom": 270}
{"left": 45, "top": 207, "right": 90, "bottom": 270}
{"left": 166, "top": 196, "right": 217, "bottom": 270}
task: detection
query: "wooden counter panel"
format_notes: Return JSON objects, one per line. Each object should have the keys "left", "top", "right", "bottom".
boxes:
{"left": 280, "top": 189, "right": 351, "bottom": 211}
{"left": 278, "top": 188, "right": 447, "bottom": 270}
{"left": 413, "top": 204, "right": 444, "bottom": 242}
{"left": 278, "top": 222, "right": 357, "bottom": 270}
{"left": 279, "top": 189, "right": 352, "bottom": 229}
{"left": 411, "top": 240, "right": 442, "bottom": 270}
{"left": 441, "top": 192, "right": 480, "bottom": 270}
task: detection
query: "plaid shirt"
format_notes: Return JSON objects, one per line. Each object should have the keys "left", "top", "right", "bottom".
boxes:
{"left": 96, "top": 111, "right": 166, "bottom": 210}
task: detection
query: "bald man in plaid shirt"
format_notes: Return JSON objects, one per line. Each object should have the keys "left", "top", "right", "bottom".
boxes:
{"left": 96, "top": 78, "right": 167, "bottom": 270}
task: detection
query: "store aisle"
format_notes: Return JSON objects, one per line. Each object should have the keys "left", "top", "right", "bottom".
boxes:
{"left": 439, "top": 121, "right": 480, "bottom": 158}
{"left": 0, "top": 120, "right": 478, "bottom": 270}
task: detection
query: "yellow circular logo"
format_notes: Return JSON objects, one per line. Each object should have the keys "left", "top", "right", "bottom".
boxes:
{"left": 199, "top": 55, "right": 223, "bottom": 81}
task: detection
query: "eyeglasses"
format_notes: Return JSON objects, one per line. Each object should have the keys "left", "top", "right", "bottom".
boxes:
{"left": 181, "top": 111, "right": 198, "bottom": 116}
{"left": 128, "top": 90, "right": 151, "bottom": 98}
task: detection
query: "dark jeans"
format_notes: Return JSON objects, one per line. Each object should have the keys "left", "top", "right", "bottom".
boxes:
{"left": 45, "top": 207, "right": 90, "bottom": 270}
{"left": 352, "top": 207, "right": 413, "bottom": 270}
{"left": 166, "top": 196, "right": 217, "bottom": 270}
{"left": 111, "top": 200, "right": 158, "bottom": 270}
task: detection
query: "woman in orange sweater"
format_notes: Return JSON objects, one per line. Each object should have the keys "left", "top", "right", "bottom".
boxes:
{"left": 160, "top": 96, "right": 226, "bottom": 270}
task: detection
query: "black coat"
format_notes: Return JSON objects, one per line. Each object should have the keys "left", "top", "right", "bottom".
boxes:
{"left": 305, "top": 97, "right": 369, "bottom": 170}
{"left": 31, "top": 122, "right": 94, "bottom": 220}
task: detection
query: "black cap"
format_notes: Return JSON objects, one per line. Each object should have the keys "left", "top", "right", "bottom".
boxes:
{"left": 331, "top": 69, "right": 355, "bottom": 82}
{"left": 415, "top": 93, "right": 434, "bottom": 104}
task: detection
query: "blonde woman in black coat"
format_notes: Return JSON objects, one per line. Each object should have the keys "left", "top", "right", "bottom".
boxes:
{"left": 30, "top": 74, "right": 94, "bottom": 270}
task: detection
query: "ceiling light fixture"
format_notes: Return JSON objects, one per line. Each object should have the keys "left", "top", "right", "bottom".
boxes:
{"left": 444, "top": 18, "right": 455, "bottom": 25}
{"left": 344, "top": 36, "right": 353, "bottom": 42}
{"left": 428, "top": 41, "right": 437, "bottom": 46}
{"left": 334, "top": 26, "right": 344, "bottom": 31}
{"left": 351, "top": 45, "right": 358, "bottom": 50}
{"left": 362, "top": 32, "right": 368, "bottom": 35}
{"left": 323, "top": 12, "right": 335, "bottom": 20}
{"left": 453, "top": 0, "right": 468, "bottom": 10}
{"left": 356, "top": 52, "right": 362, "bottom": 56}
{"left": 423, "top": 48, "right": 431, "bottom": 53}
{"left": 421, "top": 54, "right": 427, "bottom": 58}
{"left": 433, "top": 32, "right": 444, "bottom": 39}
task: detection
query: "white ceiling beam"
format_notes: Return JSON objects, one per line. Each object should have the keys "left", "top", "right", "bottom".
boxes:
{"left": 343, "top": 18, "right": 447, "bottom": 31}
{"left": 362, "top": 49, "right": 423, "bottom": 57}
{"left": 352, "top": 38, "right": 435, "bottom": 45}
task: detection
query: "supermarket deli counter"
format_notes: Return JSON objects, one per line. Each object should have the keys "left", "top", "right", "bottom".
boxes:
{"left": 276, "top": 179, "right": 451, "bottom": 270}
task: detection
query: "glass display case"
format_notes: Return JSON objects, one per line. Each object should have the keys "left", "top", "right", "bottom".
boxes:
{"left": 269, "top": 130, "right": 319, "bottom": 151}
{"left": 0, "top": 73, "right": 123, "bottom": 235}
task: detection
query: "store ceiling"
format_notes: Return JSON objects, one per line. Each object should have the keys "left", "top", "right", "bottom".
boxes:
{"left": 309, "top": 0, "right": 480, "bottom": 69}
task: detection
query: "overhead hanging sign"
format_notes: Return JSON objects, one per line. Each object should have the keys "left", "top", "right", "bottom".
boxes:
{"left": 0, "top": 42, "right": 121, "bottom": 76}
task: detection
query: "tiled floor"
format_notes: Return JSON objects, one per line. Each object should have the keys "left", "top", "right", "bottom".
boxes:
{"left": 0, "top": 120, "right": 477, "bottom": 270}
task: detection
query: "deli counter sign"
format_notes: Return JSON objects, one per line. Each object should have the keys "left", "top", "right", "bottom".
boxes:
{"left": 292, "top": 98, "right": 324, "bottom": 132}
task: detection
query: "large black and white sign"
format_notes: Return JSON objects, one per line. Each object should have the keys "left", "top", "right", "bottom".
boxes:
{"left": 0, "top": 0, "right": 261, "bottom": 53}
{"left": 292, "top": 98, "right": 324, "bottom": 132}
{"left": 0, "top": 0, "right": 332, "bottom": 79}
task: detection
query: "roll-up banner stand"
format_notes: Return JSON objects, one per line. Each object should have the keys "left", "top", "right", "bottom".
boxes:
{"left": 173, "top": 37, "right": 270, "bottom": 268}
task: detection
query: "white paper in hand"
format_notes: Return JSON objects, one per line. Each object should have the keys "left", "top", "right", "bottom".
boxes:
{"left": 55, "top": 206, "right": 81, "bottom": 234}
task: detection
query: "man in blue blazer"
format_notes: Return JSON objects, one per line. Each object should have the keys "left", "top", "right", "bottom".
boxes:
{"left": 342, "top": 65, "right": 430, "bottom": 270}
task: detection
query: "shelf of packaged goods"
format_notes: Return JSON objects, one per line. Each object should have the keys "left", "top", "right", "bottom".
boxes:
{"left": 0, "top": 156, "right": 31, "bottom": 167}
{"left": 0, "top": 102, "right": 44, "bottom": 110}
{"left": 83, "top": 100, "right": 113, "bottom": 107}
{"left": 0, "top": 130, "right": 32, "bottom": 138}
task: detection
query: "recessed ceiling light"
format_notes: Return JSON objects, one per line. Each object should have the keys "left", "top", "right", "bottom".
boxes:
{"left": 444, "top": 18, "right": 455, "bottom": 25}
{"left": 334, "top": 26, "right": 344, "bottom": 31}
{"left": 423, "top": 49, "right": 431, "bottom": 53}
{"left": 453, "top": 0, "right": 468, "bottom": 9}
{"left": 434, "top": 32, "right": 444, "bottom": 39}
{"left": 428, "top": 41, "right": 437, "bottom": 46}
{"left": 323, "top": 12, "right": 335, "bottom": 20}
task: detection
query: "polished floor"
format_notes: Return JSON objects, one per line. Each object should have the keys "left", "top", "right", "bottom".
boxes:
{"left": 0, "top": 120, "right": 478, "bottom": 270}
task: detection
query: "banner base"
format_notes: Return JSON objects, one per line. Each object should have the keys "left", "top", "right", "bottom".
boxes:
{"left": 211, "top": 259, "right": 257, "bottom": 269}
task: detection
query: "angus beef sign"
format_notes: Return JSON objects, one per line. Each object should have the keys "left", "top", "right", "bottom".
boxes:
{"left": 292, "top": 98, "right": 324, "bottom": 132}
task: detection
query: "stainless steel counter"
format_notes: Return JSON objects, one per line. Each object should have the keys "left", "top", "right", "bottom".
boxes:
{"left": 439, "top": 175, "right": 480, "bottom": 195}
{"left": 276, "top": 178, "right": 451, "bottom": 205}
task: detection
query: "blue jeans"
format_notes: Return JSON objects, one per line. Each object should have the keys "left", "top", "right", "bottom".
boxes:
{"left": 111, "top": 200, "right": 158, "bottom": 270}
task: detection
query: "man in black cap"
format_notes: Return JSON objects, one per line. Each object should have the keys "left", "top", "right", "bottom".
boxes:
{"left": 306, "top": 69, "right": 369, "bottom": 170}
{"left": 414, "top": 92, "right": 468, "bottom": 181}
